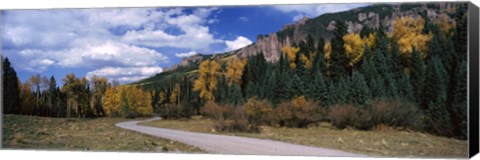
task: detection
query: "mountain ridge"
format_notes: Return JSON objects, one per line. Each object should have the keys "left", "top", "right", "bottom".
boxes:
{"left": 134, "top": 2, "right": 458, "bottom": 87}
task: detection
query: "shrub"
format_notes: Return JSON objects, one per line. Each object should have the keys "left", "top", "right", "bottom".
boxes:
{"left": 368, "top": 99, "right": 422, "bottom": 130}
{"left": 329, "top": 104, "right": 358, "bottom": 129}
{"left": 351, "top": 108, "right": 375, "bottom": 130}
{"left": 202, "top": 102, "right": 236, "bottom": 120}
{"left": 202, "top": 102, "right": 223, "bottom": 120}
{"left": 244, "top": 97, "right": 273, "bottom": 128}
{"left": 272, "top": 102, "right": 293, "bottom": 127}
{"left": 158, "top": 104, "right": 193, "bottom": 119}
{"left": 290, "top": 96, "right": 323, "bottom": 128}
{"left": 212, "top": 106, "right": 258, "bottom": 133}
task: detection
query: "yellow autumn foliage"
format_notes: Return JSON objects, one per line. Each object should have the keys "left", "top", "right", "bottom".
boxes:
{"left": 193, "top": 59, "right": 221, "bottom": 102}
{"left": 281, "top": 46, "right": 300, "bottom": 69}
{"left": 392, "top": 16, "right": 432, "bottom": 59}
{"left": 170, "top": 83, "right": 181, "bottom": 104}
{"left": 343, "top": 33, "right": 376, "bottom": 66}
{"left": 225, "top": 57, "right": 247, "bottom": 86}
{"left": 324, "top": 42, "right": 332, "bottom": 61}
{"left": 244, "top": 97, "right": 273, "bottom": 125}
{"left": 103, "top": 85, "right": 153, "bottom": 117}
{"left": 300, "top": 54, "right": 313, "bottom": 69}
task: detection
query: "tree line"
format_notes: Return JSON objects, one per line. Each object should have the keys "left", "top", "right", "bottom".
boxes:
{"left": 2, "top": 4, "right": 468, "bottom": 139}
{"left": 148, "top": 6, "right": 468, "bottom": 139}
{"left": 1, "top": 63, "right": 153, "bottom": 118}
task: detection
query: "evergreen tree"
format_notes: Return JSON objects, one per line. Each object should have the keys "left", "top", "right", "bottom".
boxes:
{"left": 349, "top": 72, "right": 371, "bottom": 105}
{"left": 2, "top": 57, "right": 21, "bottom": 114}
{"left": 450, "top": 60, "right": 467, "bottom": 139}
{"left": 215, "top": 76, "right": 228, "bottom": 104}
{"left": 315, "top": 37, "right": 327, "bottom": 76}
{"left": 47, "top": 76, "right": 57, "bottom": 117}
{"left": 389, "top": 40, "right": 405, "bottom": 77}
{"left": 261, "top": 66, "right": 277, "bottom": 101}
{"left": 410, "top": 47, "right": 426, "bottom": 105}
{"left": 396, "top": 72, "right": 415, "bottom": 102}
{"left": 423, "top": 56, "right": 452, "bottom": 136}
{"left": 452, "top": 4, "right": 467, "bottom": 61}
{"left": 227, "top": 85, "right": 244, "bottom": 105}
{"left": 309, "top": 71, "right": 328, "bottom": 105}
{"left": 359, "top": 46, "right": 376, "bottom": 80}
{"left": 329, "top": 20, "right": 349, "bottom": 79}
{"left": 292, "top": 74, "right": 306, "bottom": 97}
{"left": 275, "top": 54, "right": 294, "bottom": 103}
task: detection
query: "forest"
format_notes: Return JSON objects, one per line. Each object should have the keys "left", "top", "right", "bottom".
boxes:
{"left": 2, "top": 4, "right": 468, "bottom": 140}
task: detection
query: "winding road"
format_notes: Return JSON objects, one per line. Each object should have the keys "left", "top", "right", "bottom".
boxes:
{"left": 115, "top": 117, "right": 365, "bottom": 157}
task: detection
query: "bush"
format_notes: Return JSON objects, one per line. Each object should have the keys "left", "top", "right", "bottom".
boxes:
{"left": 212, "top": 106, "right": 258, "bottom": 133}
{"left": 369, "top": 99, "right": 422, "bottom": 130}
{"left": 272, "top": 102, "right": 293, "bottom": 127}
{"left": 329, "top": 104, "right": 358, "bottom": 129}
{"left": 244, "top": 97, "right": 273, "bottom": 128}
{"left": 328, "top": 99, "right": 423, "bottom": 131}
{"left": 202, "top": 102, "right": 235, "bottom": 120}
{"left": 290, "top": 96, "right": 323, "bottom": 128}
{"left": 202, "top": 102, "right": 223, "bottom": 120}
{"left": 159, "top": 104, "right": 193, "bottom": 119}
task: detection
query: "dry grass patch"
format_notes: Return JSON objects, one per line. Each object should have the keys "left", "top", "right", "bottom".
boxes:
{"left": 2, "top": 114, "right": 204, "bottom": 153}
{"left": 140, "top": 117, "right": 468, "bottom": 158}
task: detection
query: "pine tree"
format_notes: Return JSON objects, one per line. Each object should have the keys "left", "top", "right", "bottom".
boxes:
{"left": 423, "top": 56, "right": 452, "bottom": 136}
{"left": 396, "top": 72, "right": 415, "bottom": 102}
{"left": 349, "top": 72, "right": 371, "bottom": 105}
{"left": 275, "top": 54, "right": 294, "bottom": 103}
{"left": 227, "top": 85, "right": 244, "bottom": 105}
{"left": 389, "top": 40, "right": 405, "bottom": 77}
{"left": 310, "top": 71, "right": 328, "bottom": 105}
{"left": 292, "top": 74, "right": 306, "bottom": 97}
{"left": 47, "top": 76, "right": 57, "bottom": 116}
{"left": 452, "top": 3, "right": 467, "bottom": 61}
{"left": 315, "top": 37, "right": 327, "bottom": 76}
{"left": 2, "top": 57, "right": 21, "bottom": 114}
{"left": 450, "top": 60, "right": 467, "bottom": 139}
{"left": 261, "top": 65, "right": 277, "bottom": 101}
{"left": 410, "top": 47, "right": 426, "bottom": 106}
{"left": 329, "top": 20, "right": 349, "bottom": 79}
{"left": 306, "top": 34, "right": 316, "bottom": 56}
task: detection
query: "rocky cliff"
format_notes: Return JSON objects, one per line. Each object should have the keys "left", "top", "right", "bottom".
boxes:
{"left": 229, "top": 3, "right": 457, "bottom": 63}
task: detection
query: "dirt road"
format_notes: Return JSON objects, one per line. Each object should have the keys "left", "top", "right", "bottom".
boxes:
{"left": 116, "top": 117, "right": 365, "bottom": 157}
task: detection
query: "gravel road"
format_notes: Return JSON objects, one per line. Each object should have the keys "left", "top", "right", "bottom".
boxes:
{"left": 116, "top": 117, "right": 365, "bottom": 157}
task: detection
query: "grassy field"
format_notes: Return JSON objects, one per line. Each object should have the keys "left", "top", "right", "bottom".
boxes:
{"left": 139, "top": 116, "right": 468, "bottom": 158}
{"left": 2, "top": 114, "right": 204, "bottom": 153}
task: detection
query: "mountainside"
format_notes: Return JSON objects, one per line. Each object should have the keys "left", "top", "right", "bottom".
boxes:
{"left": 233, "top": 3, "right": 457, "bottom": 62}
{"left": 134, "top": 2, "right": 459, "bottom": 87}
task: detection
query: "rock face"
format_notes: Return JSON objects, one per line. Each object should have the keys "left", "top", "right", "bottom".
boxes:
{"left": 235, "top": 17, "right": 308, "bottom": 62}
{"left": 224, "top": 3, "right": 450, "bottom": 64}
{"left": 164, "top": 54, "right": 203, "bottom": 72}
{"left": 235, "top": 33, "right": 291, "bottom": 62}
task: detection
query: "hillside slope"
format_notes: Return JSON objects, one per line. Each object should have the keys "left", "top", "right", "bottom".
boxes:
{"left": 134, "top": 2, "right": 458, "bottom": 88}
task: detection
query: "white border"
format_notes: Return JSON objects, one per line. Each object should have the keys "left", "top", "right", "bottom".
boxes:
{"left": 0, "top": 0, "right": 477, "bottom": 160}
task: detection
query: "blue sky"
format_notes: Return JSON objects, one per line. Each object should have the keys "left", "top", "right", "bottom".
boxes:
{"left": 1, "top": 4, "right": 368, "bottom": 84}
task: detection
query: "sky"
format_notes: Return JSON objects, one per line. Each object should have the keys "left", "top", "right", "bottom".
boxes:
{"left": 1, "top": 3, "right": 368, "bottom": 85}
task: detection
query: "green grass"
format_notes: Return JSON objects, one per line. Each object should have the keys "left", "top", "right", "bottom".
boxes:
{"left": 2, "top": 114, "right": 204, "bottom": 153}
{"left": 139, "top": 116, "right": 468, "bottom": 158}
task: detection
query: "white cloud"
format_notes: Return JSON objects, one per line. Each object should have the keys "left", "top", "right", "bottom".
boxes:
{"left": 273, "top": 4, "right": 369, "bottom": 21}
{"left": 56, "top": 41, "right": 168, "bottom": 68}
{"left": 175, "top": 51, "right": 198, "bottom": 58}
{"left": 238, "top": 16, "right": 249, "bottom": 22}
{"left": 122, "top": 7, "right": 222, "bottom": 50}
{"left": 86, "top": 66, "right": 163, "bottom": 83}
{"left": 225, "top": 36, "right": 253, "bottom": 52}
{"left": 2, "top": 7, "right": 224, "bottom": 82}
